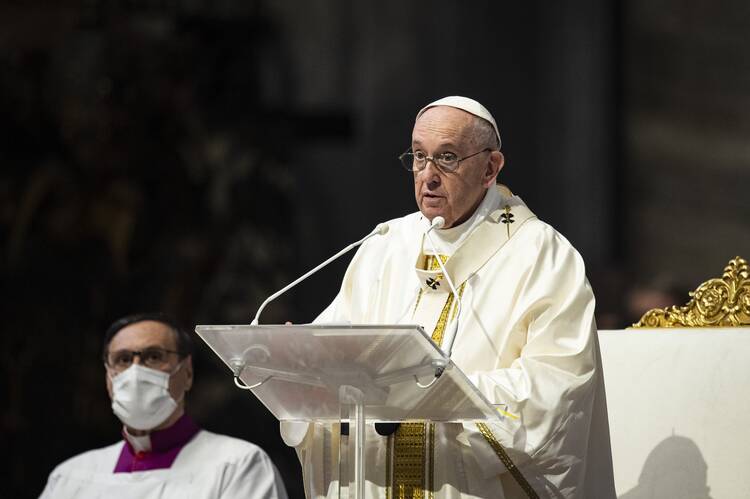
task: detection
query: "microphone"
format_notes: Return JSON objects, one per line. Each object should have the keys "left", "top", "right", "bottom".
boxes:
{"left": 429, "top": 216, "right": 446, "bottom": 231}
{"left": 251, "top": 223, "right": 390, "bottom": 325}
{"left": 424, "top": 216, "right": 462, "bottom": 358}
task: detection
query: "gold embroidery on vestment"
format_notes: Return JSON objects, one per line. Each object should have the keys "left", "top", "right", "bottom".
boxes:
{"left": 386, "top": 432, "right": 393, "bottom": 499}
{"left": 500, "top": 204, "right": 515, "bottom": 238}
{"left": 428, "top": 422, "right": 435, "bottom": 499}
{"left": 392, "top": 423, "right": 427, "bottom": 499}
{"left": 392, "top": 255, "right": 459, "bottom": 498}
{"left": 476, "top": 423, "right": 540, "bottom": 498}
{"left": 401, "top": 240, "right": 538, "bottom": 498}
{"left": 430, "top": 285, "right": 465, "bottom": 346}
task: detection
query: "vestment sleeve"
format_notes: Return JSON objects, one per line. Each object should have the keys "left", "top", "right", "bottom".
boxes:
{"left": 218, "top": 447, "right": 289, "bottom": 499}
{"left": 462, "top": 227, "right": 600, "bottom": 480}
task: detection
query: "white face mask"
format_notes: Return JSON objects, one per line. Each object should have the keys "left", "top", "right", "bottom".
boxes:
{"left": 110, "top": 363, "right": 183, "bottom": 431}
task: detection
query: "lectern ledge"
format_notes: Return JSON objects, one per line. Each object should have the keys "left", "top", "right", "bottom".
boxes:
{"left": 195, "top": 324, "right": 507, "bottom": 499}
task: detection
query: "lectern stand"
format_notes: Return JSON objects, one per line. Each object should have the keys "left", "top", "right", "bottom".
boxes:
{"left": 196, "top": 324, "right": 503, "bottom": 499}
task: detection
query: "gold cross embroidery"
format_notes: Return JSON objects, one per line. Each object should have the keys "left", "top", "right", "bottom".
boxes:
{"left": 425, "top": 277, "right": 440, "bottom": 290}
{"left": 500, "top": 204, "right": 515, "bottom": 238}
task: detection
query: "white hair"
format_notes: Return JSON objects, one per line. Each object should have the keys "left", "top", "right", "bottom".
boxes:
{"left": 471, "top": 116, "right": 500, "bottom": 150}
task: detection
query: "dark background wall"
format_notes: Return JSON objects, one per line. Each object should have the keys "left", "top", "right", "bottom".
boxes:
{"left": 623, "top": 2, "right": 750, "bottom": 287}
{"left": 286, "top": 0, "right": 618, "bottom": 321}
{"left": 0, "top": 1, "right": 748, "bottom": 498}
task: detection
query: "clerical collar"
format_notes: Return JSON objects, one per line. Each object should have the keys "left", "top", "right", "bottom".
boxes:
{"left": 123, "top": 427, "right": 151, "bottom": 453}
{"left": 114, "top": 413, "right": 200, "bottom": 473}
{"left": 423, "top": 187, "right": 501, "bottom": 256}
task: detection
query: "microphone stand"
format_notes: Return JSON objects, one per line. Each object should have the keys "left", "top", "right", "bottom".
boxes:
{"left": 251, "top": 223, "right": 389, "bottom": 325}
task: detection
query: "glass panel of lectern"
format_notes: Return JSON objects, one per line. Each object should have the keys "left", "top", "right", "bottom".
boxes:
{"left": 195, "top": 324, "right": 502, "bottom": 499}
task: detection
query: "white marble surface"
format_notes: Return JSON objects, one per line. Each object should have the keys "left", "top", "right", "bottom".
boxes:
{"left": 599, "top": 328, "right": 750, "bottom": 499}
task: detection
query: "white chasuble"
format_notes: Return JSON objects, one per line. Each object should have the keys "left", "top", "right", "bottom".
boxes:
{"left": 283, "top": 186, "right": 615, "bottom": 499}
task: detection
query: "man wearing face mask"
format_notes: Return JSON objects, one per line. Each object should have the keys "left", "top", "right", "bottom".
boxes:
{"left": 40, "top": 313, "right": 288, "bottom": 499}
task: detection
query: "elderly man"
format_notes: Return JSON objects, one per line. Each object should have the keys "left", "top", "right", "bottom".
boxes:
{"left": 283, "top": 97, "right": 615, "bottom": 498}
{"left": 41, "top": 313, "right": 288, "bottom": 499}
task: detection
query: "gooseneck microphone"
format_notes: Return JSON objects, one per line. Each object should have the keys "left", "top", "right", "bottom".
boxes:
{"left": 251, "top": 223, "right": 390, "bottom": 325}
{"left": 424, "top": 216, "right": 462, "bottom": 358}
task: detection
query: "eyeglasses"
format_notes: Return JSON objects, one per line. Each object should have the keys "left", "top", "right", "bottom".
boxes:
{"left": 398, "top": 147, "right": 493, "bottom": 173}
{"left": 104, "top": 347, "right": 183, "bottom": 373}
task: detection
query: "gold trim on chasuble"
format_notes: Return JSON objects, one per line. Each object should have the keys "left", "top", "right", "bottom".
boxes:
{"left": 389, "top": 255, "right": 464, "bottom": 499}
{"left": 475, "top": 423, "right": 540, "bottom": 499}
{"left": 391, "top": 255, "right": 539, "bottom": 499}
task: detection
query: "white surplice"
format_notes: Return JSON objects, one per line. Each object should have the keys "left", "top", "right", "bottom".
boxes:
{"left": 283, "top": 186, "right": 615, "bottom": 499}
{"left": 39, "top": 430, "right": 288, "bottom": 499}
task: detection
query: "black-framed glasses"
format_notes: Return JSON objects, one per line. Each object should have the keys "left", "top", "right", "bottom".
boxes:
{"left": 398, "top": 147, "right": 493, "bottom": 173}
{"left": 104, "top": 347, "right": 183, "bottom": 373}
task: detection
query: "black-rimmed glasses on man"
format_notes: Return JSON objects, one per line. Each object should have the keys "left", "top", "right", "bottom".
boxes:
{"left": 104, "top": 347, "right": 183, "bottom": 373}
{"left": 398, "top": 148, "right": 493, "bottom": 173}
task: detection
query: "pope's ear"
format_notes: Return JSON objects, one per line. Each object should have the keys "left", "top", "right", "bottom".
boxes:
{"left": 485, "top": 151, "right": 504, "bottom": 186}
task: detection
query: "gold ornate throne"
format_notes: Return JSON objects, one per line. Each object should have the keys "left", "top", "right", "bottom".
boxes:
{"left": 633, "top": 256, "right": 750, "bottom": 328}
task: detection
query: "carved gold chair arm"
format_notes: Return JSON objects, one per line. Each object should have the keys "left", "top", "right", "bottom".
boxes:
{"left": 633, "top": 256, "right": 750, "bottom": 328}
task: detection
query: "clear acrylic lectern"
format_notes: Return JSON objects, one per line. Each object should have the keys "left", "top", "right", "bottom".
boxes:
{"left": 195, "top": 324, "right": 503, "bottom": 499}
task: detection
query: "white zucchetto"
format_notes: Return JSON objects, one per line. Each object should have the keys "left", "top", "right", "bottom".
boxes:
{"left": 416, "top": 95, "right": 502, "bottom": 149}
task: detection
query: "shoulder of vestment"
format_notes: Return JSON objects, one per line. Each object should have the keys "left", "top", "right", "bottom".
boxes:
{"left": 503, "top": 216, "right": 588, "bottom": 272}
{"left": 188, "top": 430, "right": 270, "bottom": 464}
{"left": 50, "top": 440, "right": 124, "bottom": 474}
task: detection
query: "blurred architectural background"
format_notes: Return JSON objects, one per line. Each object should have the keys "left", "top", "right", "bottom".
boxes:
{"left": 0, "top": 1, "right": 748, "bottom": 498}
